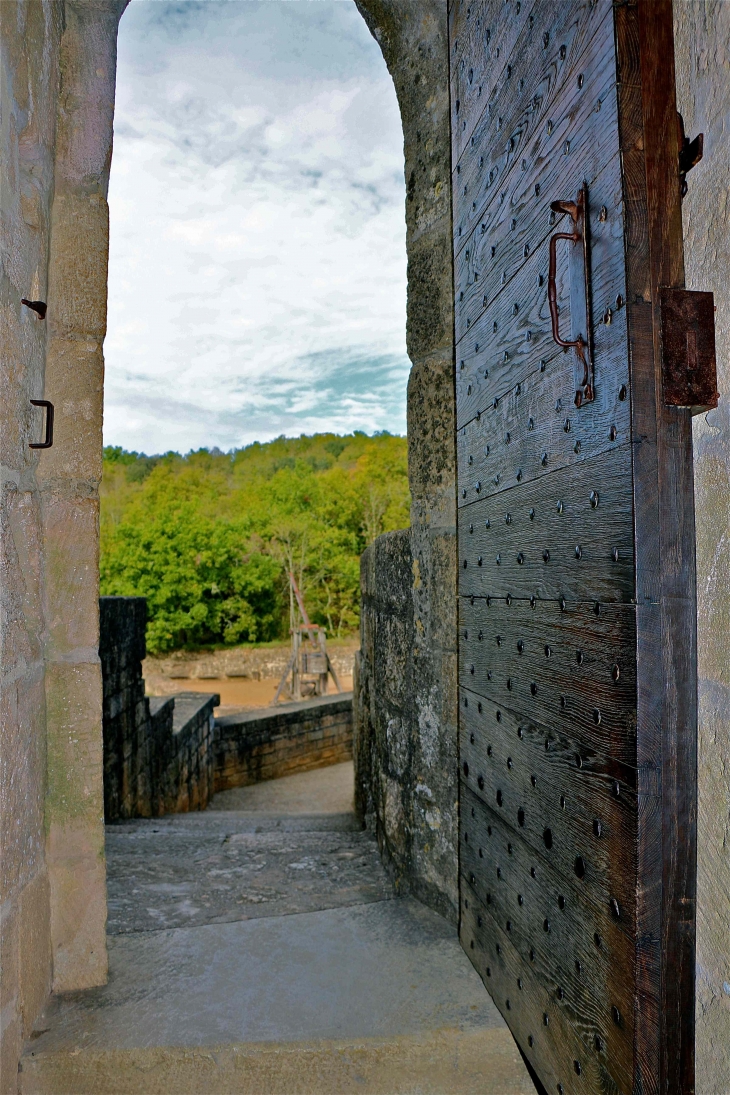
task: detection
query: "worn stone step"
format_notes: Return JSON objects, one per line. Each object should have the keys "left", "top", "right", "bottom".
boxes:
{"left": 22, "top": 899, "right": 535, "bottom": 1095}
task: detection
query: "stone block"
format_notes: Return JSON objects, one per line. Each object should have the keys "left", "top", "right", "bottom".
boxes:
{"left": 19, "top": 869, "right": 52, "bottom": 1037}
{"left": 44, "top": 659, "right": 107, "bottom": 988}
{"left": 46, "top": 193, "right": 110, "bottom": 339}
{"left": 0, "top": 670, "right": 46, "bottom": 897}
{"left": 46, "top": 819, "right": 107, "bottom": 992}
{"left": 41, "top": 490, "right": 100, "bottom": 657}
{"left": 37, "top": 337, "right": 104, "bottom": 485}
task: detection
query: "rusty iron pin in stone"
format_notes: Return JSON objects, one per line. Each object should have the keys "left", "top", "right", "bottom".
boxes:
{"left": 21, "top": 298, "right": 47, "bottom": 318}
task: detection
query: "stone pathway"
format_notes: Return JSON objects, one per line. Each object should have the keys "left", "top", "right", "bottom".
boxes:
{"left": 22, "top": 763, "right": 536, "bottom": 1095}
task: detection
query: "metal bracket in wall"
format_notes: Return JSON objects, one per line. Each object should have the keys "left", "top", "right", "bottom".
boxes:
{"left": 21, "top": 299, "right": 47, "bottom": 319}
{"left": 660, "top": 288, "right": 718, "bottom": 414}
{"left": 29, "top": 399, "right": 54, "bottom": 449}
{"left": 677, "top": 112, "right": 703, "bottom": 199}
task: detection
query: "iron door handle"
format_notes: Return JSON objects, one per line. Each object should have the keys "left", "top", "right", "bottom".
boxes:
{"left": 29, "top": 399, "right": 54, "bottom": 449}
{"left": 547, "top": 185, "right": 594, "bottom": 407}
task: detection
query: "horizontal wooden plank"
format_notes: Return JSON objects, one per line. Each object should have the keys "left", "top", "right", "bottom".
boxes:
{"left": 455, "top": 146, "right": 625, "bottom": 359}
{"left": 461, "top": 903, "right": 628, "bottom": 1095}
{"left": 459, "top": 685, "right": 639, "bottom": 798}
{"left": 458, "top": 597, "right": 637, "bottom": 762}
{"left": 458, "top": 447, "right": 635, "bottom": 602}
{"left": 454, "top": 201, "right": 629, "bottom": 430}
{"left": 453, "top": 0, "right": 614, "bottom": 263}
{"left": 458, "top": 690, "right": 638, "bottom": 918}
{"left": 450, "top": 0, "right": 535, "bottom": 166}
{"left": 461, "top": 785, "right": 634, "bottom": 1093}
{"left": 456, "top": 325, "right": 631, "bottom": 503}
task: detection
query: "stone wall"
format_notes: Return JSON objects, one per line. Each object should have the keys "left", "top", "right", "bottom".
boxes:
{"left": 99, "top": 597, "right": 218, "bottom": 821}
{"left": 1, "top": 3, "right": 64, "bottom": 1084}
{"left": 2, "top": 1, "right": 729, "bottom": 1089}
{"left": 38, "top": 0, "right": 129, "bottom": 1000}
{"left": 354, "top": 531, "right": 457, "bottom": 924}
{"left": 354, "top": 0, "right": 459, "bottom": 925}
{"left": 100, "top": 596, "right": 153, "bottom": 819}
{"left": 674, "top": 6, "right": 730, "bottom": 1089}
{"left": 101, "top": 595, "right": 351, "bottom": 816}
{"left": 215, "top": 693, "right": 353, "bottom": 792}
{"left": 153, "top": 693, "right": 217, "bottom": 815}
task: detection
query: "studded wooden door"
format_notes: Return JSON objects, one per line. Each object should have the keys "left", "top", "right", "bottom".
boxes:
{"left": 450, "top": 2, "right": 698, "bottom": 1093}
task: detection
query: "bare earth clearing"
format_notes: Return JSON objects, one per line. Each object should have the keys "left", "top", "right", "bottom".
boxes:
{"left": 143, "top": 639, "right": 357, "bottom": 714}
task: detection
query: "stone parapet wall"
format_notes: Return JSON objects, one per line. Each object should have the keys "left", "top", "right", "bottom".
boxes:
{"left": 353, "top": 0, "right": 459, "bottom": 927}
{"left": 101, "top": 596, "right": 352, "bottom": 818}
{"left": 157, "top": 694, "right": 216, "bottom": 815}
{"left": 100, "top": 598, "right": 218, "bottom": 821}
{"left": 215, "top": 694, "right": 353, "bottom": 792}
{"left": 354, "top": 530, "right": 458, "bottom": 925}
{"left": 100, "top": 597, "right": 151, "bottom": 820}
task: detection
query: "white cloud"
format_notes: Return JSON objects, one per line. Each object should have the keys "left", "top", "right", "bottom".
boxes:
{"left": 104, "top": 0, "right": 408, "bottom": 454}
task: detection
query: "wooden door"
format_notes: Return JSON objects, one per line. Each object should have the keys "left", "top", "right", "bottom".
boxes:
{"left": 450, "top": 2, "right": 700, "bottom": 1092}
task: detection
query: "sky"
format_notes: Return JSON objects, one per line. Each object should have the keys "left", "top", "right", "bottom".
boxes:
{"left": 104, "top": 0, "right": 408, "bottom": 454}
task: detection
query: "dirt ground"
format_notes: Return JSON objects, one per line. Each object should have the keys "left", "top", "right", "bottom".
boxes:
{"left": 147, "top": 674, "right": 354, "bottom": 714}
{"left": 144, "top": 639, "right": 357, "bottom": 714}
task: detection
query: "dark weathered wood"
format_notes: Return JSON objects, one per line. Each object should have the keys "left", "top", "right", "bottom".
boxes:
{"left": 450, "top": 0, "right": 535, "bottom": 166}
{"left": 458, "top": 447, "right": 635, "bottom": 602}
{"left": 451, "top": 1, "right": 698, "bottom": 1091}
{"left": 453, "top": 0, "right": 612, "bottom": 260}
{"left": 459, "top": 695, "right": 638, "bottom": 918}
{"left": 456, "top": 334, "right": 631, "bottom": 501}
{"left": 458, "top": 597, "right": 637, "bottom": 762}
{"left": 454, "top": 235, "right": 628, "bottom": 429}
{"left": 461, "top": 787, "right": 635, "bottom": 1094}
{"left": 636, "top": 3, "right": 697, "bottom": 1091}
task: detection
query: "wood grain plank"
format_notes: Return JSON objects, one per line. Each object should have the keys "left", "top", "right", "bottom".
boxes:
{"left": 458, "top": 597, "right": 637, "bottom": 762}
{"left": 460, "top": 686, "right": 639, "bottom": 805}
{"left": 453, "top": 0, "right": 614, "bottom": 261}
{"left": 636, "top": 3, "right": 697, "bottom": 1091}
{"left": 454, "top": 225, "right": 628, "bottom": 430}
{"left": 450, "top": 0, "right": 535, "bottom": 166}
{"left": 461, "top": 785, "right": 634, "bottom": 1093}
{"left": 461, "top": 894, "right": 627, "bottom": 1095}
{"left": 455, "top": 114, "right": 625, "bottom": 349}
{"left": 459, "top": 695, "right": 638, "bottom": 920}
{"left": 456, "top": 327, "right": 631, "bottom": 502}
{"left": 458, "top": 446, "right": 635, "bottom": 602}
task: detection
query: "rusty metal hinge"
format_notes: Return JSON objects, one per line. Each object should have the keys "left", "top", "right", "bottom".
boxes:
{"left": 660, "top": 289, "right": 718, "bottom": 414}
{"left": 677, "top": 112, "right": 703, "bottom": 199}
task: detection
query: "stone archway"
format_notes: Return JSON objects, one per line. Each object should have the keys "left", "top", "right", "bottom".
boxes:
{"left": 2, "top": 1, "right": 729, "bottom": 1088}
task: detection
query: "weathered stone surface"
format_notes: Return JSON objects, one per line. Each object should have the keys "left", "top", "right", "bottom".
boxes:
{"left": 34, "top": 0, "right": 128, "bottom": 1005}
{"left": 23, "top": 901, "right": 531, "bottom": 1095}
{"left": 23, "top": 762, "right": 532, "bottom": 1095}
{"left": 674, "top": 6, "right": 730, "bottom": 1089}
{"left": 215, "top": 694, "right": 353, "bottom": 791}
{"left": 355, "top": 528, "right": 458, "bottom": 923}
{"left": 1, "top": 0, "right": 63, "bottom": 1078}
{"left": 353, "top": 1, "right": 459, "bottom": 925}
{"left": 105, "top": 813, "right": 392, "bottom": 933}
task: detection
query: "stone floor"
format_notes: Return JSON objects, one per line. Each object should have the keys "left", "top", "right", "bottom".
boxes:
{"left": 21, "top": 763, "right": 536, "bottom": 1094}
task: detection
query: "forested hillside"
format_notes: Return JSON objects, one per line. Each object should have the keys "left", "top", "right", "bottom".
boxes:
{"left": 100, "top": 433, "right": 409, "bottom": 654}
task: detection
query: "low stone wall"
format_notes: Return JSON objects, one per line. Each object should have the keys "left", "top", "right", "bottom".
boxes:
{"left": 153, "top": 694, "right": 217, "bottom": 815}
{"left": 354, "top": 531, "right": 459, "bottom": 925}
{"left": 101, "top": 597, "right": 353, "bottom": 819}
{"left": 215, "top": 693, "right": 354, "bottom": 791}
{"left": 143, "top": 641, "right": 358, "bottom": 685}
{"left": 100, "top": 598, "right": 219, "bottom": 821}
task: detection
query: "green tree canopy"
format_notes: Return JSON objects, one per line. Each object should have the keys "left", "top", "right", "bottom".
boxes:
{"left": 100, "top": 432, "right": 409, "bottom": 653}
